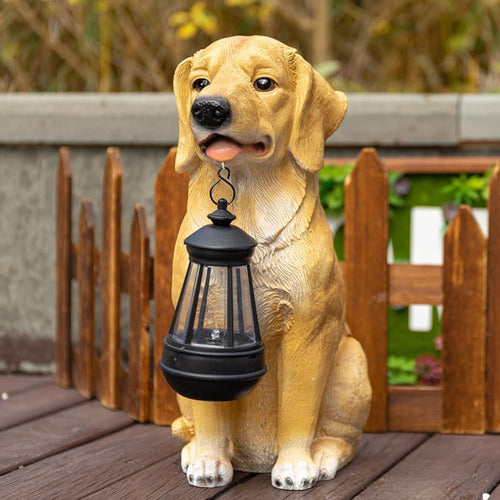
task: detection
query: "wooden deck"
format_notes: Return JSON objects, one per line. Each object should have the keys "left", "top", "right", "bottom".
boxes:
{"left": 1, "top": 375, "right": 500, "bottom": 500}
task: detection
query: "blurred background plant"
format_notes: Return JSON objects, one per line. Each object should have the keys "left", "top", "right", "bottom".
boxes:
{"left": 1, "top": 0, "right": 499, "bottom": 92}
{"left": 387, "top": 337, "right": 443, "bottom": 385}
{"left": 442, "top": 168, "right": 494, "bottom": 205}
{"left": 319, "top": 163, "right": 409, "bottom": 216}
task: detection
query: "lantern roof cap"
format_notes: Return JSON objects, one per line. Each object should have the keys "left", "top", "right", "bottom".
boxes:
{"left": 184, "top": 199, "right": 257, "bottom": 266}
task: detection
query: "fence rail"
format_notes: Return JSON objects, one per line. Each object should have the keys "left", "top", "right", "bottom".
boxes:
{"left": 55, "top": 147, "right": 500, "bottom": 433}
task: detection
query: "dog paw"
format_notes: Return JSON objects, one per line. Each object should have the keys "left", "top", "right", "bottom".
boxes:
{"left": 311, "top": 439, "right": 341, "bottom": 481}
{"left": 185, "top": 453, "right": 233, "bottom": 488}
{"left": 271, "top": 452, "right": 318, "bottom": 490}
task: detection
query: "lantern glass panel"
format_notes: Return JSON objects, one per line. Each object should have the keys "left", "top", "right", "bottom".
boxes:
{"left": 191, "top": 265, "right": 228, "bottom": 347}
{"left": 171, "top": 262, "right": 200, "bottom": 344}
{"left": 231, "top": 266, "right": 257, "bottom": 346}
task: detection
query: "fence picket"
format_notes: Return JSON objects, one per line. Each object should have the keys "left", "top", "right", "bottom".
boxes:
{"left": 344, "top": 148, "right": 389, "bottom": 432}
{"left": 77, "top": 200, "right": 96, "bottom": 398}
{"left": 153, "top": 148, "right": 188, "bottom": 425}
{"left": 442, "top": 206, "right": 487, "bottom": 434}
{"left": 100, "top": 147, "right": 123, "bottom": 409}
{"left": 56, "top": 147, "right": 72, "bottom": 388}
{"left": 487, "top": 164, "right": 500, "bottom": 432}
{"left": 128, "top": 206, "right": 151, "bottom": 422}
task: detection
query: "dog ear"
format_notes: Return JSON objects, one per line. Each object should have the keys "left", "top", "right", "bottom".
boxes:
{"left": 173, "top": 56, "right": 200, "bottom": 173}
{"left": 288, "top": 51, "right": 347, "bottom": 172}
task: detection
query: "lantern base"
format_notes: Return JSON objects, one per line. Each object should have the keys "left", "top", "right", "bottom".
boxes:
{"left": 160, "top": 337, "right": 266, "bottom": 401}
{"left": 160, "top": 369, "right": 266, "bottom": 402}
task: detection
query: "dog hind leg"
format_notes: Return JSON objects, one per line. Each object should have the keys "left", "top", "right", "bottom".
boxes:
{"left": 312, "top": 334, "right": 372, "bottom": 480}
{"left": 172, "top": 415, "right": 195, "bottom": 442}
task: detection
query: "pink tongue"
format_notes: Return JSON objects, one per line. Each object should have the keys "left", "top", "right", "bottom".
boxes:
{"left": 206, "top": 139, "right": 243, "bottom": 161}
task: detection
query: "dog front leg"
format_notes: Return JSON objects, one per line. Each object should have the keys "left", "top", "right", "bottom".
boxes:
{"left": 272, "top": 316, "right": 338, "bottom": 490}
{"left": 183, "top": 400, "right": 233, "bottom": 488}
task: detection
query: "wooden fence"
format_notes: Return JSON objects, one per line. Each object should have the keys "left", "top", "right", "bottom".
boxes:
{"left": 56, "top": 146, "right": 500, "bottom": 434}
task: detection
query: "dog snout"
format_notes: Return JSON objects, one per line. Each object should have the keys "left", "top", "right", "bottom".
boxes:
{"left": 191, "top": 97, "right": 231, "bottom": 129}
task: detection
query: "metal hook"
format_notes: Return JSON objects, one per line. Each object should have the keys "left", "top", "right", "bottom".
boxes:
{"left": 209, "top": 162, "right": 236, "bottom": 205}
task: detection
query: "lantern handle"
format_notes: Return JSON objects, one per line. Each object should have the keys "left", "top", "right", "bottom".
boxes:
{"left": 210, "top": 163, "right": 236, "bottom": 206}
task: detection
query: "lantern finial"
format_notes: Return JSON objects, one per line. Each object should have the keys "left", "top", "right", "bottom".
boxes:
{"left": 207, "top": 198, "right": 236, "bottom": 226}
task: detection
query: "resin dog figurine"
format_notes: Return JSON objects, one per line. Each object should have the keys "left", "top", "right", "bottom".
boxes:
{"left": 170, "top": 35, "right": 372, "bottom": 491}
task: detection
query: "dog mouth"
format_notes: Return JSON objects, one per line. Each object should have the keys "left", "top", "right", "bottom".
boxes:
{"left": 198, "top": 134, "right": 269, "bottom": 162}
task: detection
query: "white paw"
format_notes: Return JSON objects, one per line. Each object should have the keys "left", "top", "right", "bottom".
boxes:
{"left": 312, "top": 449, "right": 339, "bottom": 481}
{"left": 271, "top": 459, "right": 318, "bottom": 490}
{"left": 186, "top": 454, "right": 233, "bottom": 488}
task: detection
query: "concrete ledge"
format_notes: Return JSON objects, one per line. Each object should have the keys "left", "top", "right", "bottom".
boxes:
{"left": 460, "top": 95, "right": 500, "bottom": 142}
{"left": 328, "top": 94, "right": 458, "bottom": 146}
{"left": 0, "top": 93, "right": 498, "bottom": 146}
{"left": 0, "top": 93, "right": 178, "bottom": 146}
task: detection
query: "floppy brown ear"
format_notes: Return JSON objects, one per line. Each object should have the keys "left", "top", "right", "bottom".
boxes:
{"left": 173, "top": 56, "right": 200, "bottom": 173}
{"left": 288, "top": 51, "right": 347, "bottom": 172}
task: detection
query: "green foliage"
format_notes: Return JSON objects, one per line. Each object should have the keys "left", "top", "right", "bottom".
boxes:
{"left": 387, "top": 355, "right": 418, "bottom": 385}
{"left": 318, "top": 164, "right": 353, "bottom": 215}
{"left": 318, "top": 164, "right": 407, "bottom": 215}
{"left": 442, "top": 167, "right": 494, "bottom": 205}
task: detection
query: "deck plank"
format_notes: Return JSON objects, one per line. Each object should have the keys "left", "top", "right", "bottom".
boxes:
{"left": 0, "top": 423, "right": 180, "bottom": 499}
{"left": 84, "top": 458, "right": 253, "bottom": 500}
{"left": 0, "top": 375, "right": 52, "bottom": 395}
{"left": 216, "top": 433, "right": 429, "bottom": 499}
{"left": 0, "top": 382, "right": 85, "bottom": 431}
{"left": 355, "top": 434, "right": 500, "bottom": 499}
{"left": 0, "top": 400, "right": 132, "bottom": 475}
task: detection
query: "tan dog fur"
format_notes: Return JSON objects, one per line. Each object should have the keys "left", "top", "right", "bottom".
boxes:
{"left": 170, "top": 35, "right": 372, "bottom": 491}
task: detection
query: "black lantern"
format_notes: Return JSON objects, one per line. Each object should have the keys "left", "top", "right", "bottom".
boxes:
{"left": 159, "top": 166, "right": 266, "bottom": 401}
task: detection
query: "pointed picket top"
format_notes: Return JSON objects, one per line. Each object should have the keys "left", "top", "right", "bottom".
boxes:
{"left": 449, "top": 203, "right": 477, "bottom": 226}
{"left": 346, "top": 147, "right": 386, "bottom": 187}
{"left": 132, "top": 204, "right": 150, "bottom": 240}
{"left": 105, "top": 147, "right": 123, "bottom": 182}
{"left": 58, "top": 147, "right": 72, "bottom": 180}
{"left": 155, "top": 147, "right": 177, "bottom": 190}
{"left": 487, "top": 163, "right": 500, "bottom": 431}
{"left": 356, "top": 146, "right": 384, "bottom": 169}
{"left": 79, "top": 199, "right": 95, "bottom": 233}
{"left": 445, "top": 205, "right": 486, "bottom": 253}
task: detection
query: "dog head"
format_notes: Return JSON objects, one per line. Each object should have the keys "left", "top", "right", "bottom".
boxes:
{"left": 173, "top": 35, "right": 346, "bottom": 174}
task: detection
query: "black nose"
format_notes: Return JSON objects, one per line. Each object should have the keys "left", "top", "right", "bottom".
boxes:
{"left": 191, "top": 97, "right": 231, "bottom": 129}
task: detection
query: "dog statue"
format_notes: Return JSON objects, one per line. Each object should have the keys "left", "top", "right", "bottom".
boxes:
{"left": 169, "top": 35, "right": 372, "bottom": 491}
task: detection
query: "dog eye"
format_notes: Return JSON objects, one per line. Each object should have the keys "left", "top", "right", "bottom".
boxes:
{"left": 192, "top": 78, "right": 210, "bottom": 92}
{"left": 254, "top": 77, "right": 276, "bottom": 92}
